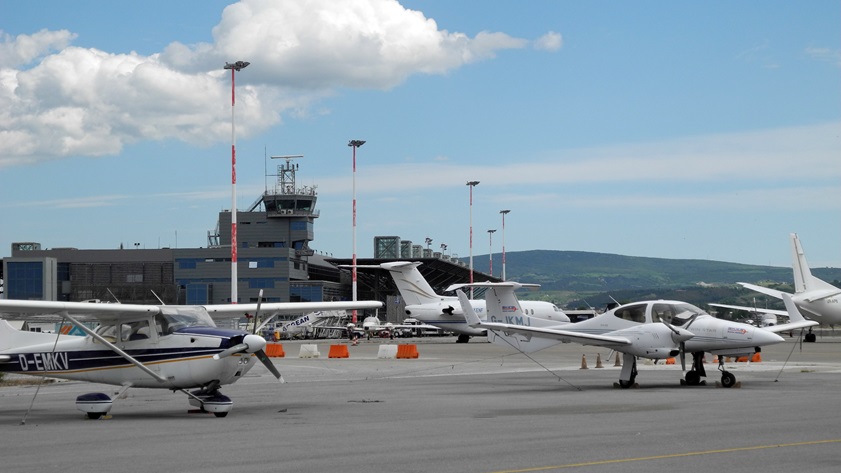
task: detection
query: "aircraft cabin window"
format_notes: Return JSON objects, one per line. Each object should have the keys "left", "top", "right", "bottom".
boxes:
{"left": 94, "top": 324, "right": 118, "bottom": 343}
{"left": 120, "top": 320, "right": 151, "bottom": 342}
{"left": 614, "top": 304, "right": 646, "bottom": 323}
{"left": 652, "top": 303, "right": 675, "bottom": 324}
{"left": 668, "top": 303, "right": 707, "bottom": 326}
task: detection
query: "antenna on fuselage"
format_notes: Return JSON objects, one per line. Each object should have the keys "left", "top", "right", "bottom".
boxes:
{"left": 107, "top": 288, "right": 121, "bottom": 304}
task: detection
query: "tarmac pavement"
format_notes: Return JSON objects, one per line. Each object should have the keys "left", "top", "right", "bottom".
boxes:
{"left": 1, "top": 335, "right": 840, "bottom": 473}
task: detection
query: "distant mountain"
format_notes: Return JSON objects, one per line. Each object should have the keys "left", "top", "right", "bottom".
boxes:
{"left": 464, "top": 250, "right": 841, "bottom": 309}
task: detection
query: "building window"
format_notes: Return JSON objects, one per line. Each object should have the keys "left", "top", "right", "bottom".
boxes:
{"left": 178, "top": 259, "right": 197, "bottom": 269}
{"left": 6, "top": 261, "right": 44, "bottom": 300}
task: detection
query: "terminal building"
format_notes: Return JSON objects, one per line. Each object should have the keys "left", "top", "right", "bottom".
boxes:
{"left": 1, "top": 158, "right": 494, "bottom": 323}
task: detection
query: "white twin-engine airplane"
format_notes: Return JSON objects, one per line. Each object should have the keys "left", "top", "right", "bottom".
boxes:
{"left": 0, "top": 298, "right": 382, "bottom": 418}
{"left": 353, "top": 262, "right": 569, "bottom": 342}
{"left": 454, "top": 282, "right": 816, "bottom": 388}
{"left": 711, "top": 233, "right": 841, "bottom": 339}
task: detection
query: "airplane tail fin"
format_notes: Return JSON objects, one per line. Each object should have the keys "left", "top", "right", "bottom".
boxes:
{"left": 790, "top": 233, "right": 837, "bottom": 295}
{"left": 380, "top": 262, "right": 441, "bottom": 306}
{"left": 455, "top": 283, "right": 562, "bottom": 353}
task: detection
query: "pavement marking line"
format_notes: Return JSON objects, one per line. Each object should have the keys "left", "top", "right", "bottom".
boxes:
{"left": 487, "top": 438, "right": 841, "bottom": 473}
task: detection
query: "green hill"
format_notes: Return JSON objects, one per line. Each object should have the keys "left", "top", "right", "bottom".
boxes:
{"left": 466, "top": 250, "right": 841, "bottom": 310}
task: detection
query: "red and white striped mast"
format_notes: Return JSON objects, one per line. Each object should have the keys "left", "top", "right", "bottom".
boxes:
{"left": 224, "top": 60, "right": 249, "bottom": 304}
{"left": 348, "top": 140, "right": 365, "bottom": 323}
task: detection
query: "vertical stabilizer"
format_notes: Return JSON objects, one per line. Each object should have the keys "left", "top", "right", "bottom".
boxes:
{"left": 381, "top": 262, "right": 441, "bottom": 306}
{"left": 483, "top": 285, "right": 525, "bottom": 324}
{"left": 790, "top": 233, "right": 836, "bottom": 294}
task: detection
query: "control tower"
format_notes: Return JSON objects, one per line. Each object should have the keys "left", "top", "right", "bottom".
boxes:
{"left": 195, "top": 155, "right": 324, "bottom": 304}
{"left": 249, "top": 155, "right": 318, "bottom": 257}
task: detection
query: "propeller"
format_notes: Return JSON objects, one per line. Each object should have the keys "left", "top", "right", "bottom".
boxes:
{"left": 213, "top": 333, "right": 284, "bottom": 382}
{"left": 658, "top": 318, "right": 694, "bottom": 371}
{"left": 252, "top": 289, "right": 264, "bottom": 334}
{"left": 254, "top": 348, "right": 284, "bottom": 382}
{"left": 213, "top": 334, "right": 267, "bottom": 359}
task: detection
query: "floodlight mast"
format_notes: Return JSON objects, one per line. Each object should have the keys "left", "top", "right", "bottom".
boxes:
{"left": 500, "top": 210, "right": 510, "bottom": 281}
{"left": 466, "top": 180, "right": 480, "bottom": 298}
{"left": 349, "top": 140, "right": 366, "bottom": 324}
{"left": 223, "top": 60, "right": 249, "bottom": 304}
{"left": 487, "top": 229, "right": 497, "bottom": 276}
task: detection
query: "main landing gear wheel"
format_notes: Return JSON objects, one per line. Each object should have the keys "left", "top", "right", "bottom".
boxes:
{"left": 720, "top": 371, "right": 737, "bottom": 388}
{"left": 456, "top": 334, "right": 470, "bottom": 343}
{"left": 683, "top": 352, "right": 707, "bottom": 386}
{"left": 618, "top": 378, "right": 635, "bottom": 389}
{"left": 616, "top": 353, "right": 638, "bottom": 389}
{"left": 684, "top": 370, "right": 701, "bottom": 386}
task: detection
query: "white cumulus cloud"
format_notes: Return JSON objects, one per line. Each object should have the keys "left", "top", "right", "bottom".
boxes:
{"left": 1, "top": 0, "right": 533, "bottom": 168}
{"left": 534, "top": 31, "right": 563, "bottom": 52}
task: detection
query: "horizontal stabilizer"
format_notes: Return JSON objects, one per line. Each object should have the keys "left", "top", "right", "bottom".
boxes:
{"left": 763, "top": 293, "right": 818, "bottom": 333}
{"left": 738, "top": 282, "right": 786, "bottom": 300}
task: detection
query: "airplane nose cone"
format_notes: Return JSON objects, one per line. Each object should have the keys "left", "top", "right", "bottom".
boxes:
{"left": 243, "top": 334, "right": 267, "bottom": 353}
{"left": 753, "top": 328, "right": 785, "bottom": 346}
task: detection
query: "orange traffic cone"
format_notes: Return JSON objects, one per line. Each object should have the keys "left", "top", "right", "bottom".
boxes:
{"left": 580, "top": 354, "right": 588, "bottom": 369}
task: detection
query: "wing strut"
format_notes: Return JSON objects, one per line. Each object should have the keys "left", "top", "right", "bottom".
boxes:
{"left": 63, "top": 312, "right": 169, "bottom": 384}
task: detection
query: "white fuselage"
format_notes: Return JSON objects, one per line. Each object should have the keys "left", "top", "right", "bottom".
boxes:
{"left": 3, "top": 330, "right": 257, "bottom": 389}
{"left": 405, "top": 297, "right": 569, "bottom": 336}
{"left": 561, "top": 301, "right": 783, "bottom": 356}
{"left": 791, "top": 293, "right": 841, "bottom": 325}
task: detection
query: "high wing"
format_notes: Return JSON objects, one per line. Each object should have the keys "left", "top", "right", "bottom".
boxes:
{"left": 761, "top": 294, "right": 819, "bottom": 333}
{"left": 0, "top": 299, "right": 160, "bottom": 321}
{"left": 203, "top": 300, "right": 383, "bottom": 318}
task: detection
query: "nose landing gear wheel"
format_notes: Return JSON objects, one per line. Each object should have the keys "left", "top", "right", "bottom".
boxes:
{"left": 720, "top": 371, "right": 737, "bottom": 388}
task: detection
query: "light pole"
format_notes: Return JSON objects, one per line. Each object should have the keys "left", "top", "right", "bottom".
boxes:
{"left": 487, "top": 229, "right": 496, "bottom": 276}
{"left": 348, "top": 139, "right": 365, "bottom": 324}
{"left": 224, "top": 60, "right": 249, "bottom": 304}
{"left": 500, "top": 209, "right": 510, "bottom": 281}
{"left": 466, "top": 180, "right": 480, "bottom": 297}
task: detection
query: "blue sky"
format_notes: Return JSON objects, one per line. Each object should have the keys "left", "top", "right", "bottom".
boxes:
{"left": 1, "top": 0, "right": 839, "bottom": 268}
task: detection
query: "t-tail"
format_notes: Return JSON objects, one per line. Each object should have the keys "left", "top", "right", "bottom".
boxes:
{"left": 790, "top": 233, "right": 838, "bottom": 295}
{"left": 453, "top": 283, "right": 563, "bottom": 353}
{"left": 378, "top": 262, "right": 442, "bottom": 306}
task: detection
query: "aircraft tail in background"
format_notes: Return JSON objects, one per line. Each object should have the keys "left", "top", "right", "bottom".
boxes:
{"left": 790, "top": 232, "right": 838, "bottom": 295}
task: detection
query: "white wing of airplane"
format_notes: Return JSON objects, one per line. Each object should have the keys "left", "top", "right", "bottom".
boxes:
{"left": 204, "top": 300, "right": 383, "bottom": 318}
{"left": 0, "top": 299, "right": 382, "bottom": 321}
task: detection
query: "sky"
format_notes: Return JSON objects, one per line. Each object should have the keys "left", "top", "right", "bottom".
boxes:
{"left": 1, "top": 0, "right": 839, "bottom": 268}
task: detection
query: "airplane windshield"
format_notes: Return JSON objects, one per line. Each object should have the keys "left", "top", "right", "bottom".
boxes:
{"left": 156, "top": 307, "right": 215, "bottom": 335}
{"left": 652, "top": 303, "right": 707, "bottom": 326}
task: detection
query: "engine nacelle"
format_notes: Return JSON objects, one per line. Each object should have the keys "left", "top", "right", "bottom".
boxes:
{"left": 611, "top": 324, "right": 689, "bottom": 360}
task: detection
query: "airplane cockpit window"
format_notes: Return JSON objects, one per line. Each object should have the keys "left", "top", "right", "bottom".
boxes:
{"left": 652, "top": 303, "right": 675, "bottom": 324}
{"left": 613, "top": 304, "right": 646, "bottom": 323}
{"left": 653, "top": 303, "right": 706, "bottom": 326}
{"left": 155, "top": 308, "right": 215, "bottom": 336}
{"left": 668, "top": 303, "right": 707, "bottom": 326}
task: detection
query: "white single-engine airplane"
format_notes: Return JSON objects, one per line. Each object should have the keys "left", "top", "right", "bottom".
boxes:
{"left": 0, "top": 298, "right": 382, "bottom": 418}
{"left": 352, "top": 262, "right": 569, "bottom": 342}
{"left": 711, "top": 233, "right": 841, "bottom": 340}
{"left": 454, "top": 282, "right": 816, "bottom": 388}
